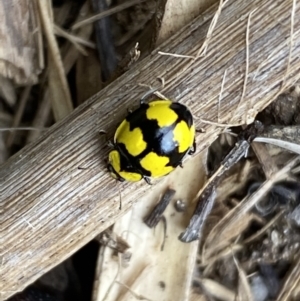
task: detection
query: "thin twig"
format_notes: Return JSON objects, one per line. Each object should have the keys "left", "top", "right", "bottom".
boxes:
{"left": 218, "top": 69, "right": 227, "bottom": 123}
{"left": 158, "top": 52, "right": 194, "bottom": 59}
{"left": 158, "top": 0, "right": 229, "bottom": 60}
{"left": 72, "top": 0, "right": 147, "bottom": 30}
{"left": 37, "top": 1, "right": 73, "bottom": 119}
{"left": 282, "top": 0, "right": 296, "bottom": 89}
{"left": 200, "top": 119, "right": 240, "bottom": 128}
{"left": 115, "top": 281, "right": 153, "bottom": 301}
{"left": 236, "top": 9, "right": 256, "bottom": 123}
{"left": 54, "top": 25, "right": 95, "bottom": 55}
{"left": 196, "top": 0, "right": 229, "bottom": 57}
{"left": 6, "top": 86, "right": 32, "bottom": 147}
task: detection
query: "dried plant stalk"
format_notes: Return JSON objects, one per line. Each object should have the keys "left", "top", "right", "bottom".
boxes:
{"left": 37, "top": 0, "right": 73, "bottom": 120}
{"left": 0, "top": 0, "right": 43, "bottom": 84}
{"left": 1, "top": 0, "right": 300, "bottom": 299}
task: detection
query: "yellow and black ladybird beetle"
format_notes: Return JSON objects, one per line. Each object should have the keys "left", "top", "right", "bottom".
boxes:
{"left": 107, "top": 98, "right": 196, "bottom": 184}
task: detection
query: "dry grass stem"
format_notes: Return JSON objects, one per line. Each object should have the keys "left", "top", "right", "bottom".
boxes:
{"left": 251, "top": 142, "right": 280, "bottom": 178}
{"left": 201, "top": 244, "right": 244, "bottom": 270}
{"left": 158, "top": 52, "right": 195, "bottom": 59}
{"left": 203, "top": 212, "right": 255, "bottom": 261}
{"left": 218, "top": 69, "right": 227, "bottom": 123}
{"left": 157, "top": 0, "right": 229, "bottom": 90}
{"left": 55, "top": 25, "right": 95, "bottom": 48}
{"left": 255, "top": 137, "right": 300, "bottom": 155}
{"left": 116, "top": 281, "right": 154, "bottom": 301}
{"left": 26, "top": 93, "right": 52, "bottom": 144}
{"left": 32, "top": 0, "right": 45, "bottom": 70}
{"left": 72, "top": 0, "right": 147, "bottom": 30}
{"left": 199, "top": 119, "right": 240, "bottom": 128}
{"left": 6, "top": 86, "right": 32, "bottom": 147}
{"left": 243, "top": 211, "right": 284, "bottom": 244}
{"left": 196, "top": 0, "right": 229, "bottom": 57}
{"left": 54, "top": 25, "right": 95, "bottom": 55}
{"left": 159, "top": 0, "right": 229, "bottom": 60}
{"left": 237, "top": 9, "right": 256, "bottom": 124}
{"left": 115, "top": 281, "right": 153, "bottom": 301}
{"left": 61, "top": 2, "right": 93, "bottom": 74}
{"left": 195, "top": 165, "right": 223, "bottom": 200}
{"left": 233, "top": 256, "right": 253, "bottom": 301}
{"left": 37, "top": 0, "right": 73, "bottom": 120}
{"left": 282, "top": 0, "right": 296, "bottom": 89}
{"left": 203, "top": 156, "right": 300, "bottom": 261}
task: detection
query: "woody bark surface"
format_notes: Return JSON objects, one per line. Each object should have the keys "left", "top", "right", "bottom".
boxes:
{"left": 1, "top": 0, "right": 300, "bottom": 299}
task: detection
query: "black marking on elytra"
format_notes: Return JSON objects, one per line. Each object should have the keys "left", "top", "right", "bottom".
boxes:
{"left": 116, "top": 102, "right": 194, "bottom": 176}
{"left": 170, "top": 103, "right": 193, "bottom": 127}
{"left": 114, "top": 143, "right": 151, "bottom": 177}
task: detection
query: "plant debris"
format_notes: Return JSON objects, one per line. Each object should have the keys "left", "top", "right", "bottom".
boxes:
{"left": 144, "top": 188, "right": 176, "bottom": 228}
{"left": 190, "top": 85, "right": 300, "bottom": 300}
